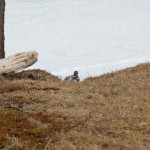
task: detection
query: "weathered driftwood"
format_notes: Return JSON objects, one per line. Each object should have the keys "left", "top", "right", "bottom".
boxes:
{"left": 0, "top": 51, "right": 38, "bottom": 74}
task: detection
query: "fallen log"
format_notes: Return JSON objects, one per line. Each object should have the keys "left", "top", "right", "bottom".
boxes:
{"left": 0, "top": 51, "right": 38, "bottom": 74}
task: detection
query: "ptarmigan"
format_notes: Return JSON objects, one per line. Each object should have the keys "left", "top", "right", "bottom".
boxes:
{"left": 64, "top": 71, "right": 80, "bottom": 82}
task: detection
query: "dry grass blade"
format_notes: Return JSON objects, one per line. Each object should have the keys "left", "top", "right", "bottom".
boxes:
{"left": 44, "top": 139, "right": 52, "bottom": 150}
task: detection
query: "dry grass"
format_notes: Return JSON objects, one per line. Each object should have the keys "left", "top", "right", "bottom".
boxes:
{"left": 0, "top": 64, "right": 150, "bottom": 150}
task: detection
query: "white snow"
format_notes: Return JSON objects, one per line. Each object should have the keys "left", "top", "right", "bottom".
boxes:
{"left": 5, "top": 0, "right": 150, "bottom": 80}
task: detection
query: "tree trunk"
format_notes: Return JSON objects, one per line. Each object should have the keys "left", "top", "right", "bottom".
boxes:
{"left": 0, "top": 0, "right": 5, "bottom": 59}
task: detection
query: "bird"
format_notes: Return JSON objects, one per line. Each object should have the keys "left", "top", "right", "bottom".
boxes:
{"left": 64, "top": 71, "right": 80, "bottom": 82}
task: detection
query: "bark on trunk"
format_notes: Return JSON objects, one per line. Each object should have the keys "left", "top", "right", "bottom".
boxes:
{"left": 0, "top": 0, "right": 5, "bottom": 59}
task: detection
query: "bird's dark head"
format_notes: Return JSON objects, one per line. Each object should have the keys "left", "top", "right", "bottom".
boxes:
{"left": 74, "top": 71, "right": 78, "bottom": 76}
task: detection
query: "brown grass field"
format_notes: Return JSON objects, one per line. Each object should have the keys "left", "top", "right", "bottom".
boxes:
{"left": 0, "top": 63, "right": 150, "bottom": 150}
